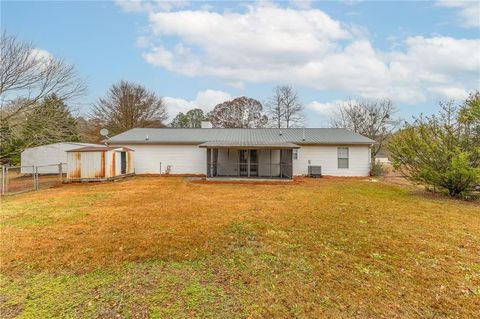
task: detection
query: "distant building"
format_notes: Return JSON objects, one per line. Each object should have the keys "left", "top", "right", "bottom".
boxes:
{"left": 374, "top": 154, "right": 391, "bottom": 165}
{"left": 21, "top": 142, "right": 102, "bottom": 174}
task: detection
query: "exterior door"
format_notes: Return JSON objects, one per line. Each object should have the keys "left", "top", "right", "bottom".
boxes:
{"left": 280, "top": 149, "right": 293, "bottom": 178}
{"left": 250, "top": 150, "right": 258, "bottom": 176}
{"left": 239, "top": 150, "right": 248, "bottom": 176}
{"left": 120, "top": 152, "right": 127, "bottom": 174}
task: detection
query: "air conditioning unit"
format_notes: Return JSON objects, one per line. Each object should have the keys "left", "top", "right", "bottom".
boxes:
{"left": 308, "top": 165, "right": 322, "bottom": 177}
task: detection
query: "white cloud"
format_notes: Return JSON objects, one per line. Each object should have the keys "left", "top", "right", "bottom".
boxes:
{"left": 307, "top": 100, "right": 340, "bottom": 116}
{"left": 163, "top": 89, "right": 232, "bottom": 121}
{"left": 115, "top": 0, "right": 189, "bottom": 13}
{"left": 307, "top": 98, "right": 354, "bottom": 117}
{"left": 306, "top": 99, "right": 360, "bottom": 126}
{"left": 195, "top": 89, "right": 232, "bottom": 110}
{"left": 436, "top": 0, "right": 480, "bottom": 28}
{"left": 116, "top": 0, "right": 144, "bottom": 12}
{"left": 120, "top": 2, "right": 480, "bottom": 104}
{"left": 135, "top": 35, "right": 152, "bottom": 48}
{"left": 28, "top": 48, "right": 54, "bottom": 70}
{"left": 31, "top": 48, "right": 52, "bottom": 60}
{"left": 428, "top": 86, "right": 469, "bottom": 100}
{"left": 290, "top": 0, "right": 313, "bottom": 10}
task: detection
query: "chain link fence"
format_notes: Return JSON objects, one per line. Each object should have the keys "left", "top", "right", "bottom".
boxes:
{"left": 35, "top": 163, "right": 66, "bottom": 190}
{"left": 1, "top": 163, "right": 65, "bottom": 195}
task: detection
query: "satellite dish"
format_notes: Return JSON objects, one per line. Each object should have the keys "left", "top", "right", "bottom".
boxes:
{"left": 100, "top": 128, "right": 109, "bottom": 137}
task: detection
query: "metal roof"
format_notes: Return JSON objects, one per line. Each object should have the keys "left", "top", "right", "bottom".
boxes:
{"left": 67, "top": 146, "right": 134, "bottom": 152}
{"left": 23, "top": 142, "right": 103, "bottom": 151}
{"left": 198, "top": 141, "right": 300, "bottom": 149}
{"left": 107, "top": 128, "right": 375, "bottom": 145}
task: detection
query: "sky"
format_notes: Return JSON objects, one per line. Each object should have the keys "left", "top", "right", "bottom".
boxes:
{"left": 2, "top": 0, "right": 479, "bottom": 127}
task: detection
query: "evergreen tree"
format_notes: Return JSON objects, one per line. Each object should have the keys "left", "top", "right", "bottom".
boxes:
{"left": 171, "top": 108, "right": 206, "bottom": 128}
{"left": 22, "top": 94, "right": 80, "bottom": 147}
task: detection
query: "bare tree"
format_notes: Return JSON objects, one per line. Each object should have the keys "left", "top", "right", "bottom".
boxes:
{"left": 330, "top": 98, "right": 400, "bottom": 157}
{"left": 76, "top": 116, "right": 104, "bottom": 143}
{"left": 0, "top": 31, "right": 86, "bottom": 122}
{"left": 266, "top": 85, "right": 304, "bottom": 128}
{"left": 267, "top": 86, "right": 284, "bottom": 128}
{"left": 208, "top": 96, "right": 268, "bottom": 128}
{"left": 91, "top": 80, "right": 167, "bottom": 135}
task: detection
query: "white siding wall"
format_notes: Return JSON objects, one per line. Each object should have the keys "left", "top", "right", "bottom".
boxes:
{"left": 120, "top": 144, "right": 206, "bottom": 174}
{"left": 115, "top": 144, "right": 371, "bottom": 177}
{"left": 21, "top": 144, "right": 71, "bottom": 173}
{"left": 293, "top": 145, "right": 370, "bottom": 176}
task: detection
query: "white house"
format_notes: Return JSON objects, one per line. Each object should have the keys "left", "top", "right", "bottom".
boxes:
{"left": 21, "top": 142, "right": 103, "bottom": 174}
{"left": 107, "top": 125, "right": 375, "bottom": 179}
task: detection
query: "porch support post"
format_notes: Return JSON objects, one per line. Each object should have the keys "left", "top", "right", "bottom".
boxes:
{"left": 206, "top": 148, "right": 211, "bottom": 177}
{"left": 213, "top": 148, "right": 218, "bottom": 177}
{"left": 290, "top": 148, "right": 293, "bottom": 179}
{"left": 270, "top": 149, "right": 272, "bottom": 178}
{"left": 247, "top": 149, "right": 250, "bottom": 177}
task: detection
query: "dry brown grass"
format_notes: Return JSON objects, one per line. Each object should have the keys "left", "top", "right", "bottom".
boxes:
{"left": 1, "top": 176, "right": 479, "bottom": 318}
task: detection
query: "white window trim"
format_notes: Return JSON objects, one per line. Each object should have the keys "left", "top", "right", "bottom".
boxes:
{"left": 338, "top": 147, "right": 349, "bottom": 169}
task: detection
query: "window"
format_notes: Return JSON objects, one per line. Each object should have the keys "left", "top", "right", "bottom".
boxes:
{"left": 338, "top": 147, "right": 349, "bottom": 169}
{"left": 293, "top": 149, "right": 298, "bottom": 160}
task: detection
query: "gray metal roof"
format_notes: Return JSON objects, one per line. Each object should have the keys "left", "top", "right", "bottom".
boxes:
{"left": 23, "top": 142, "right": 103, "bottom": 151}
{"left": 66, "top": 146, "right": 134, "bottom": 152}
{"left": 198, "top": 141, "right": 300, "bottom": 149}
{"left": 107, "top": 128, "right": 375, "bottom": 145}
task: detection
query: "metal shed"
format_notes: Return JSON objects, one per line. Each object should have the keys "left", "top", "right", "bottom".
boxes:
{"left": 20, "top": 142, "right": 102, "bottom": 174}
{"left": 66, "top": 146, "right": 134, "bottom": 181}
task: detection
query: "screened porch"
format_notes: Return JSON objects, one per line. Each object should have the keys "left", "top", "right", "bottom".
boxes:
{"left": 200, "top": 142, "right": 299, "bottom": 179}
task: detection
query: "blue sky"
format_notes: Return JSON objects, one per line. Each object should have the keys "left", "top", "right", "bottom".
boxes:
{"left": 2, "top": 0, "right": 479, "bottom": 126}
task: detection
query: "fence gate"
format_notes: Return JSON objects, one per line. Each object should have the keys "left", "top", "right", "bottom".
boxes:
{"left": 0, "top": 163, "right": 66, "bottom": 195}
{"left": 35, "top": 163, "right": 66, "bottom": 190}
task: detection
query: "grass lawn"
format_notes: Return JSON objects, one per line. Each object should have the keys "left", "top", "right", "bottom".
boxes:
{"left": 0, "top": 177, "right": 479, "bottom": 318}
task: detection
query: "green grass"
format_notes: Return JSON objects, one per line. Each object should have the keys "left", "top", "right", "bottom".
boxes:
{"left": 0, "top": 193, "right": 109, "bottom": 227}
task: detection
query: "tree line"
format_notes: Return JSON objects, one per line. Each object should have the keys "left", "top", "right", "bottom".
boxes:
{"left": 0, "top": 31, "right": 308, "bottom": 165}
{"left": 170, "top": 86, "right": 305, "bottom": 129}
{"left": 1, "top": 30, "right": 478, "bottom": 198}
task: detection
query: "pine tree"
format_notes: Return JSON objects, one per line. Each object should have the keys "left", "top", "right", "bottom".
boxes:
{"left": 22, "top": 94, "right": 80, "bottom": 147}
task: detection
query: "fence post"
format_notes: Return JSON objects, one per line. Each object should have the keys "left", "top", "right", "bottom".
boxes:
{"left": 34, "top": 166, "right": 38, "bottom": 190}
{"left": 5, "top": 166, "right": 9, "bottom": 195}
{"left": 1, "top": 166, "right": 4, "bottom": 195}
{"left": 58, "top": 163, "right": 63, "bottom": 182}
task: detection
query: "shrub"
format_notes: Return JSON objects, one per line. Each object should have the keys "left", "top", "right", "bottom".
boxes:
{"left": 389, "top": 92, "right": 480, "bottom": 199}
{"left": 370, "top": 161, "right": 385, "bottom": 177}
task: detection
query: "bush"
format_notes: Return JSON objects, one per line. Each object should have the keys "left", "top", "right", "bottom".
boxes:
{"left": 389, "top": 92, "right": 480, "bottom": 199}
{"left": 370, "top": 161, "right": 385, "bottom": 177}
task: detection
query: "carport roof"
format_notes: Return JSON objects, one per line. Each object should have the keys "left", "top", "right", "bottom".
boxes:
{"left": 107, "top": 128, "right": 375, "bottom": 145}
